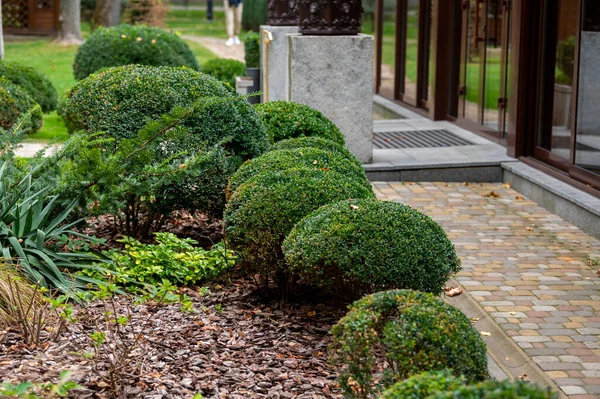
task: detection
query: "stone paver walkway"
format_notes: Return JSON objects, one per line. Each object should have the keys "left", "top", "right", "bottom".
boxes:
{"left": 183, "top": 35, "right": 245, "bottom": 62}
{"left": 373, "top": 181, "right": 600, "bottom": 399}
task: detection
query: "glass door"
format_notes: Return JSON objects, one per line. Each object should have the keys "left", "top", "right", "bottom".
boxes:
{"left": 458, "top": 0, "right": 511, "bottom": 140}
{"left": 376, "top": 0, "right": 399, "bottom": 99}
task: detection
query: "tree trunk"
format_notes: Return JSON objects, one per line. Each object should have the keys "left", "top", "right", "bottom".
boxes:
{"left": 92, "top": 0, "right": 113, "bottom": 30}
{"left": 109, "top": 0, "right": 121, "bottom": 26}
{"left": 0, "top": 0, "right": 4, "bottom": 59}
{"left": 57, "top": 0, "right": 83, "bottom": 44}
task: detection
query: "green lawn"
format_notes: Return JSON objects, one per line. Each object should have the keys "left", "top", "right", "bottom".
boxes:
{"left": 166, "top": 9, "right": 229, "bottom": 38}
{"left": 3, "top": 18, "right": 217, "bottom": 143}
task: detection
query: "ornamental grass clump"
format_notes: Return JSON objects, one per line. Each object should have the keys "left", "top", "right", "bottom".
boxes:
{"left": 0, "top": 78, "right": 43, "bottom": 134}
{"left": 224, "top": 168, "right": 374, "bottom": 293}
{"left": 331, "top": 290, "right": 488, "bottom": 398}
{"left": 429, "top": 380, "right": 558, "bottom": 399}
{"left": 0, "top": 60, "right": 57, "bottom": 112}
{"left": 379, "top": 370, "right": 466, "bottom": 399}
{"left": 254, "top": 101, "right": 345, "bottom": 145}
{"left": 227, "top": 147, "right": 369, "bottom": 198}
{"left": 73, "top": 24, "right": 199, "bottom": 80}
{"left": 283, "top": 199, "right": 460, "bottom": 296}
{"left": 272, "top": 136, "right": 356, "bottom": 160}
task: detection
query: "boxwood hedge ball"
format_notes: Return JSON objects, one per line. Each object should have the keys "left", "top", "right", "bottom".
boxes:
{"left": 429, "top": 379, "right": 558, "bottom": 399}
{"left": 331, "top": 290, "right": 488, "bottom": 398}
{"left": 224, "top": 168, "right": 375, "bottom": 287}
{"left": 254, "top": 101, "right": 345, "bottom": 145}
{"left": 272, "top": 136, "right": 356, "bottom": 161}
{"left": 379, "top": 370, "right": 466, "bottom": 399}
{"left": 0, "top": 60, "right": 57, "bottom": 113}
{"left": 73, "top": 24, "right": 200, "bottom": 80}
{"left": 0, "top": 77, "right": 43, "bottom": 134}
{"left": 227, "top": 147, "right": 370, "bottom": 198}
{"left": 283, "top": 198, "right": 461, "bottom": 296}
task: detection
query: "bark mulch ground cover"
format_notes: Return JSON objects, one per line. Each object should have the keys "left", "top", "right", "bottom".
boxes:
{"left": 0, "top": 276, "right": 346, "bottom": 398}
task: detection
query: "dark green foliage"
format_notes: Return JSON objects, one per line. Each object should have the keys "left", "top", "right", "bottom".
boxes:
{"left": 0, "top": 60, "right": 57, "bottom": 113}
{"left": 0, "top": 78, "right": 43, "bottom": 135}
{"left": 429, "top": 380, "right": 558, "bottom": 399}
{"left": 0, "top": 161, "right": 107, "bottom": 294}
{"left": 254, "top": 101, "right": 345, "bottom": 145}
{"left": 224, "top": 168, "right": 375, "bottom": 291}
{"left": 556, "top": 36, "right": 575, "bottom": 85}
{"left": 272, "top": 136, "right": 356, "bottom": 160}
{"left": 241, "top": 0, "right": 267, "bottom": 32}
{"left": 201, "top": 58, "right": 247, "bottom": 89}
{"left": 243, "top": 32, "right": 260, "bottom": 68}
{"left": 379, "top": 371, "right": 466, "bottom": 399}
{"left": 283, "top": 199, "right": 460, "bottom": 296}
{"left": 331, "top": 290, "right": 488, "bottom": 398}
{"left": 227, "top": 148, "right": 370, "bottom": 198}
{"left": 73, "top": 24, "right": 199, "bottom": 80}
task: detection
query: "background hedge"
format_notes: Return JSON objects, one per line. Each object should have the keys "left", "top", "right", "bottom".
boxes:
{"left": 224, "top": 168, "right": 375, "bottom": 291}
{"left": 284, "top": 199, "right": 461, "bottom": 296}
{"left": 0, "top": 60, "right": 57, "bottom": 112}
{"left": 73, "top": 24, "right": 200, "bottom": 80}
{"left": 254, "top": 101, "right": 345, "bottom": 145}
{"left": 331, "top": 290, "right": 488, "bottom": 397}
{"left": 227, "top": 148, "right": 370, "bottom": 197}
{"left": 201, "top": 58, "right": 247, "bottom": 90}
{"left": 0, "top": 78, "right": 43, "bottom": 134}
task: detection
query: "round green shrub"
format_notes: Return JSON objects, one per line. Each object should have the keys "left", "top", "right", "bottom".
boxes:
{"left": 331, "top": 290, "right": 488, "bottom": 398}
{"left": 63, "top": 65, "right": 269, "bottom": 218}
{"left": 429, "top": 380, "right": 558, "bottom": 399}
{"left": 0, "top": 78, "right": 43, "bottom": 134}
{"left": 227, "top": 148, "right": 370, "bottom": 198}
{"left": 0, "top": 60, "right": 57, "bottom": 112}
{"left": 272, "top": 136, "right": 356, "bottom": 160}
{"left": 254, "top": 101, "right": 345, "bottom": 145}
{"left": 224, "top": 168, "right": 375, "bottom": 289}
{"left": 73, "top": 24, "right": 200, "bottom": 80}
{"left": 243, "top": 32, "right": 260, "bottom": 68}
{"left": 201, "top": 58, "right": 246, "bottom": 89}
{"left": 379, "top": 371, "right": 466, "bottom": 399}
{"left": 283, "top": 199, "right": 460, "bottom": 295}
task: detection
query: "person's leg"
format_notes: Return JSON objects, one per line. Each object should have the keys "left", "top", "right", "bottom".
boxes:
{"left": 235, "top": 3, "right": 243, "bottom": 36}
{"left": 224, "top": 0, "right": 234, "bottom": 44}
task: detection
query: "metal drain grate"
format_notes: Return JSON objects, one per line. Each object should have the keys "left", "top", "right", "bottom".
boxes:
{"left": 373, "top": 129, "right": 473, "bottom": 149}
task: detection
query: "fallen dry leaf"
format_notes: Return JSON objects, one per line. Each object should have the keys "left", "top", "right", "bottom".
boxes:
{"left": 515, "top": 195, "right": 525, "bottom": 200}
{"left": 349, "top": 204, "right": 360, "bottom": 210}
{"left": 480, "top": 331, "right": 491, "bottom": 336}
{"left": 312, "top": 160, "right": 318, "bottom": 165}
{"left": 482, "top": 191, "right": 500, "bottom": 198}
{"left": 505, "top": 357, "right": 510, "bottom": 361}
{"left": 510, "top": 312, "right": 517, "bottom": 316}
{"left": 519, "top": 373, "right": 530, "bottom": 382}
{"left": 470, "top": 317, "right": 480, "bottom": 323}
{"left": 463, "top": 182, "right": 469, "bottom": 186}
{"left": 307, "top": 311, "right": 316, "bottom": 317}
{"left": 502, "top": 183, "right": 512, "bottom": 188}
{"left": 526, "top": 227, "right": 533, "bottom": 231}
{"left": 444, "top": 287, "right": 463, "bottom": 297}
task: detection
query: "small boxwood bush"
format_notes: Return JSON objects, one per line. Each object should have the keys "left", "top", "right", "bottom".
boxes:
{"left": 272, "top": 136, "right": 356, "bottom": 161}
{"left": 0, "top": 60, "right": 57, "bottom": 112}
{"left": 379, "top": 371, "right": 466, "bottom": 399}
{"left": 255, "top": 101, "right": 345, "bottom": 145}
{"left": 0, "top": 78, "right": 43, "bottom": 134}
{"left": 283, "top": 199, "right": 460, "bottom": 296}
{"left": 429, "top": 380, "right": 558, "bottom": 399}
{"left": 73, "top": 24, "right": 200, "bottom": 80}
{"left": 224, "top": 168, "right": 375, "bottom": 291}
{"left": 201, "top": 58, "right": 247, "bottom": 89}
{"left": 227, "top": 148, "right": 370, "bottom": 197}
{"left": 244, "top": 32, "right": 260, "bottom": 68}
{"left": 331, "top": 290, "right": 488, "bottom": 398}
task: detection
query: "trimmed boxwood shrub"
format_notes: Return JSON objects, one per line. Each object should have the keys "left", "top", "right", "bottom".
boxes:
{"left": 0, "top": 60, "right": 57, "bottom": 112}
{"left": 227, "top": 148, "right": 370, "bottom": 198}
{"left": 379, "top": 371, "right": 466, "bottom": 399}
{"left": 73, "top": 24, "right": 200, "bottom": 80}
{"left": 201, "top": 58, "right": 247, "bottom": 89}
{"left": 243, "top": 32, "right": 260, "bottom": 68}
{"left": 0, "top": 78, "right": 43, "bottom": 134}
{"left": 429, "top": 380, "right": 558, "bottom": 399}
{"left": 272, "top": 136, "right": 356, "bottom": 161}
{"left": 254, "top": 101, "right": 345, "bottom": 145}
{"left": 62, "top": 65, "right": 269, "bottom": 220}
{"left": 224, "top": 168, "right": 375, "bottom": 291}
{"left": 331, "top": 290, "right": 488, "bottom": 398}
{"left": 283, "top": 199, "right": 460, "bottom": 296}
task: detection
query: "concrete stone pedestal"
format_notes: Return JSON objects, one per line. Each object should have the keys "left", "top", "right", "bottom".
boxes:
{"left": 287, "top": 34, "right": 374, "bottom": 163}
{"left": 260, "top": 25, "right": 299, "bottom": 102}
